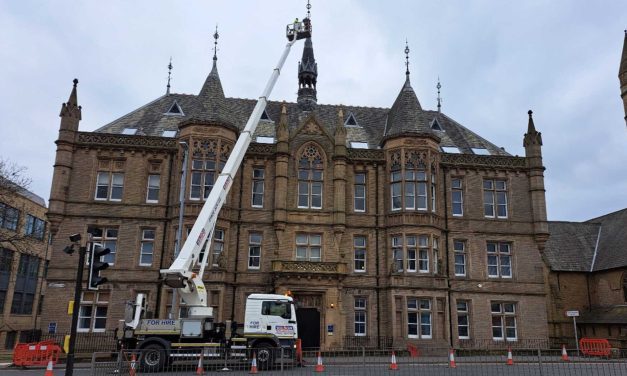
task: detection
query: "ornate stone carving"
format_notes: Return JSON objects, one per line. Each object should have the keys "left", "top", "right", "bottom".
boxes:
{"left": 248, "top": 143, "right": 275, "bottom": 155}
{"left": 302, "top": 121, "right": 323, "bottom": 135}
{"left": 347, "top": 149, "right": 384, "bottom": 161}
{"left": 441, "top": 154, "right": 526, "bottom": 169}
{"left": 77, "top": 132, "right": 177, "bottom": 149}
{"left": 272, "top": 260, "right": 347, "bottom": 275}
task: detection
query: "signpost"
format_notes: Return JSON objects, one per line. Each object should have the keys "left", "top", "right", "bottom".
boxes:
{"left": 566, "top": 310, "right": 580, "bottom": 355}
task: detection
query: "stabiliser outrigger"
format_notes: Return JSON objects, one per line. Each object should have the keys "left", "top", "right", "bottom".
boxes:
{"left": 117, "top": 17, "right": 312, "bottom": 371}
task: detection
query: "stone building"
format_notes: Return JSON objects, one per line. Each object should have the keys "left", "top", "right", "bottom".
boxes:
{"left": 0, "top": 181, "right": 49, "bottom": 349}
{"left": 43, "top": 29, "right": 551, "bottom": 349}
{"left": 544, "top": 208, "right": 627, "bottom": 348}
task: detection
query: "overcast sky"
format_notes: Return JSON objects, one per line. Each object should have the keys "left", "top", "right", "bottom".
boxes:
{"left": 1, "top": 0, "right": 625, "bottom": 221}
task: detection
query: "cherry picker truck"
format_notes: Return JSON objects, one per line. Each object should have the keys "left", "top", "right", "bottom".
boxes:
{"left": 116, "top": 17, "right": 312, "bottom": 371}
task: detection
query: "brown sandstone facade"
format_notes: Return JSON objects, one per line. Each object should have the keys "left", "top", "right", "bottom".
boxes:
{"left": 42, "top": 34, "right": 551, "bottom": 350}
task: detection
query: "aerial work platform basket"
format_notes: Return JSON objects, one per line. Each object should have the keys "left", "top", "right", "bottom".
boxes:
{"left": 12, "top": 340, "right": 62, "bottom": 367}
{"left": 287, "top": 17, "right": 312, "bottom": 41}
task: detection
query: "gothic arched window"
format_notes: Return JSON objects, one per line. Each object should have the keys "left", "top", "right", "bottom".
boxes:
{"left": 298, "top": 145, "right": 324, "bottom": 209}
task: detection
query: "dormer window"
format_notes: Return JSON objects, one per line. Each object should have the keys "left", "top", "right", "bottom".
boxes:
{"left": 471, "top": 148, "right": 491, "bottom": 155}
{"left": 431, "top": 119, "right": 443, "bottom": 131}
{"left": 165, "top": 101, "right": 184, "bottom": 116}
{"left": 122, "top": 128, "right": 137, "bottom": 135}
{"left": 260, "top": 109, "right": 272, "bottom": 121}
{"left": 344, "top": 112, "right": 359, "bottom": 127}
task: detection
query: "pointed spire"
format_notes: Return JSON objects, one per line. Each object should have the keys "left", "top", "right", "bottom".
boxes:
{"left": 384, "top": 42, "right": 431, "bottom": 138}
{"left": 197, "top": 26, "right": 229, "bottom": 125}
{"left": 436, "top": 77, "right": 442, "bottom": 113}
{"left": 166, "top": 57, "right": 173, "bottom": 95}
{"left": 297, "top": 0, "right": 317, "bottom": 111}
{"left": 59, "top": 78, "right": 82, "bottom": 120}
{"left": 620, "top": 30, "right": 627, "bottom": 77}
{"left": 523, "top": 110, "right": 542, "bottom": 147}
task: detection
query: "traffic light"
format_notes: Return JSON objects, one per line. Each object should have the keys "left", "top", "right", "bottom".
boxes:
{"left": 88, "top": 243, "right": 111, "bottom": 290}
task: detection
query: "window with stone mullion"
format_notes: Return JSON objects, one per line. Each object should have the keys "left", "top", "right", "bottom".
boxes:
{"left": 190, "top": 156, "right": 217, "bottom": 200}
{"left": 297, "top": 147, "right": 323, "bottom": 209}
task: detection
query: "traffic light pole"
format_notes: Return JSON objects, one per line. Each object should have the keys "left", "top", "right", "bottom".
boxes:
{"left": 66, "top": 245, "right": 86, "bottom": 376}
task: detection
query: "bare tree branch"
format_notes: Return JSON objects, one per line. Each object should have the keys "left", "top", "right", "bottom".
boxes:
{"left": 0, "top": 157, "right": 37, "bottom": 250}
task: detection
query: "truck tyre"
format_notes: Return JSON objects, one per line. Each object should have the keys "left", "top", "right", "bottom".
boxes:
{"left": 140, "top": 343, "right": 167, "bottom": 372}
{"left": 254, "top": 343, "right": 275, "bottom": 370}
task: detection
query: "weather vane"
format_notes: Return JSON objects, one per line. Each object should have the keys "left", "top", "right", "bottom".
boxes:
{"left": 405, "top": 40, "right": 410, "bottom": 76}
{"left": 166, "top": 57, "right": 173, "bottom": 95}
{"left": 213, "top": 25, "right": 219, "bottom": 62}
{"left": 437, "top": 77, "right": 442, "bottom": 113}
{"left": 307, "top": 0, "right": 311, "bottom": 18}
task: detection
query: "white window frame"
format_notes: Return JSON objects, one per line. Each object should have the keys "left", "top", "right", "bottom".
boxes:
{"left": 491, "top": 302, "right": 517, "bottom": 341}
{"left": 487, "top": 242, "right": 512, "bottom": 279}
{"left": 431, "top": 172, "right": 437, "bottom": 213}
{"left": 146, "top": 175, "right": 160, "bottom": 203}
{"left": 354, "top": 173, "right": 366, "bottom": 213}
{"left": 407, "top": 298, "right": 432, "bottom": 339}
{"left": 457, "top": 300, "right": 470, "bottom": 339}
{"left": 211, "top": 229, "right": 225, "bottom": 268}
{"left": 295, "top": 233, "right": 322, "bottom": 262}
{"left": 451, "top": 178, "right": 464, "bottom": 217}
{"left": 391, "top": 171, "right": 402, "bottom": 211}
{"left": 418, "top": 235, "right": 430, "bottom": 273}
{"left": 454, "top": 240, "right": 466, "bottom": 277}
{"left": 354, "top": 297, "right": 367, "bottom": 336}
{"left": 406, "top": 236, "right": 417, "bottom": 272}
{"left": 483, "top": 179, "right": 508, "bottom": 218}
{"left": 95, "top": 172, "right": 124, "bottom": 201}
{"left": 392, "top": 236, "right": 404, "bottom": 272}
{"left": 251, "top": 168, "right": 265, "bottom": 208}
{"left": 190, "top": 158, "right": 218, "bottom": 201}
{"left": 90, "top": 227, "right": 118, "bottom": 265}
{"left": 248, "top": 233, "right": 262, "bottom": 270}
{"left": 353, "top": 236, "right": 366, "bottom": 272}
{"left": 77, "top": 291, "right": 108, "bottom": 333}
{"left": 297, "top": 170, "right": 323, "bottom": 209}
{"left": 139, "top": 229, "right": 155, "bottom": 266}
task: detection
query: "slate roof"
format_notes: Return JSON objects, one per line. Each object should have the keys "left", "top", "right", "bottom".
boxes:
{"left": 95, "top": 63, "right": 510, "bottom": 156}
{"left": 544, "top": 222, "right": 600, "bottom": 272}
{"left": 544, "top": 208, "right": 627, "bottom": 272}
{"left": 587, "top": 208, "right": 627, "bottom": 271}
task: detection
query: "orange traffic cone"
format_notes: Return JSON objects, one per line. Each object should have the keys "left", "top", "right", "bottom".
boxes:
{"left": 449, "top": 348, "right": 457, "bottom": 368}
{"left": 130, "top": 353, "right": 137, "bottom": 376}
{"left": 561, "top": 345, "right": 569, "bottom": 361}
{"left": 44, "top": 358, "right": 54, "bottom": 376}
{"left": 389, "top": 351, "right": 399, "bottom": 370}
{"left": 249, "top": 352, "right": 258, "bottom": 374}
{"left": 506, "top": 346, "right": 514, "bottom": 366}
{"left": 196, "top": 350, "right": 204, "bottom": 375}
{"left": 314, "top": 351, "right": 325, "bottom": 372}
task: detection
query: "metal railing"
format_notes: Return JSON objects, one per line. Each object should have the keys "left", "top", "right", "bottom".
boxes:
{"left": 91, "top": 346, "right": 627, "bottom": 375}
{"left": 17, "top": 330, "right": 117, "bottom": 353}
{"left": 342, "top": 336, "right": 393, "bottom": 349}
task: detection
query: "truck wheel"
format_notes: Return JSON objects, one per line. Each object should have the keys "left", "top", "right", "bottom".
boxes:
{"left": 254, "top": 343, "right": 275, "bottom": 370}
{"left": 140, "top": 343, "right": 167, "bottom": 372}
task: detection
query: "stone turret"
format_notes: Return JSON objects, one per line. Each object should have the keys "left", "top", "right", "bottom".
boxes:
{"left": 48, "top": 79, "right": 81, "bottom": 235}
{"left": 524, "top": 110, "right": 549, "bottom": 250}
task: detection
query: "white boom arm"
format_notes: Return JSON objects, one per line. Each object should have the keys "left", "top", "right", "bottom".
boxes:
{"left": 161, "top": 19, "right": 311, "bottom": 318}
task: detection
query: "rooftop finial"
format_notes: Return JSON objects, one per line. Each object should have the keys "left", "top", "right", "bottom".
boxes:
{"left": 306, "top": 0, "right": 311, "bottom": 18}
{"left": 166, "top": 57, "right": 173, "bottom": 95}
{"left": 404, "top": 39, "right": 410, "bottom": 77}
{"left": 437, "top": 77, "right": 442, "bottom": 113}
{"left": 213, "top": 24, "right": 219, "bottom": 62}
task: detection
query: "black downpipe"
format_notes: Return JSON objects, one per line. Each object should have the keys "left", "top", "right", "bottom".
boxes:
{"left": 375, "top": 163, "right": 381, "bottom": 345}
{"left": 230, "top": 163, "right": 245, "bottom": 321}
{"left": 156, "top": 151, "right": 175, "bottom": 318}
{"left": 442, "top": 166, "right": 454, "bottom": 348}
